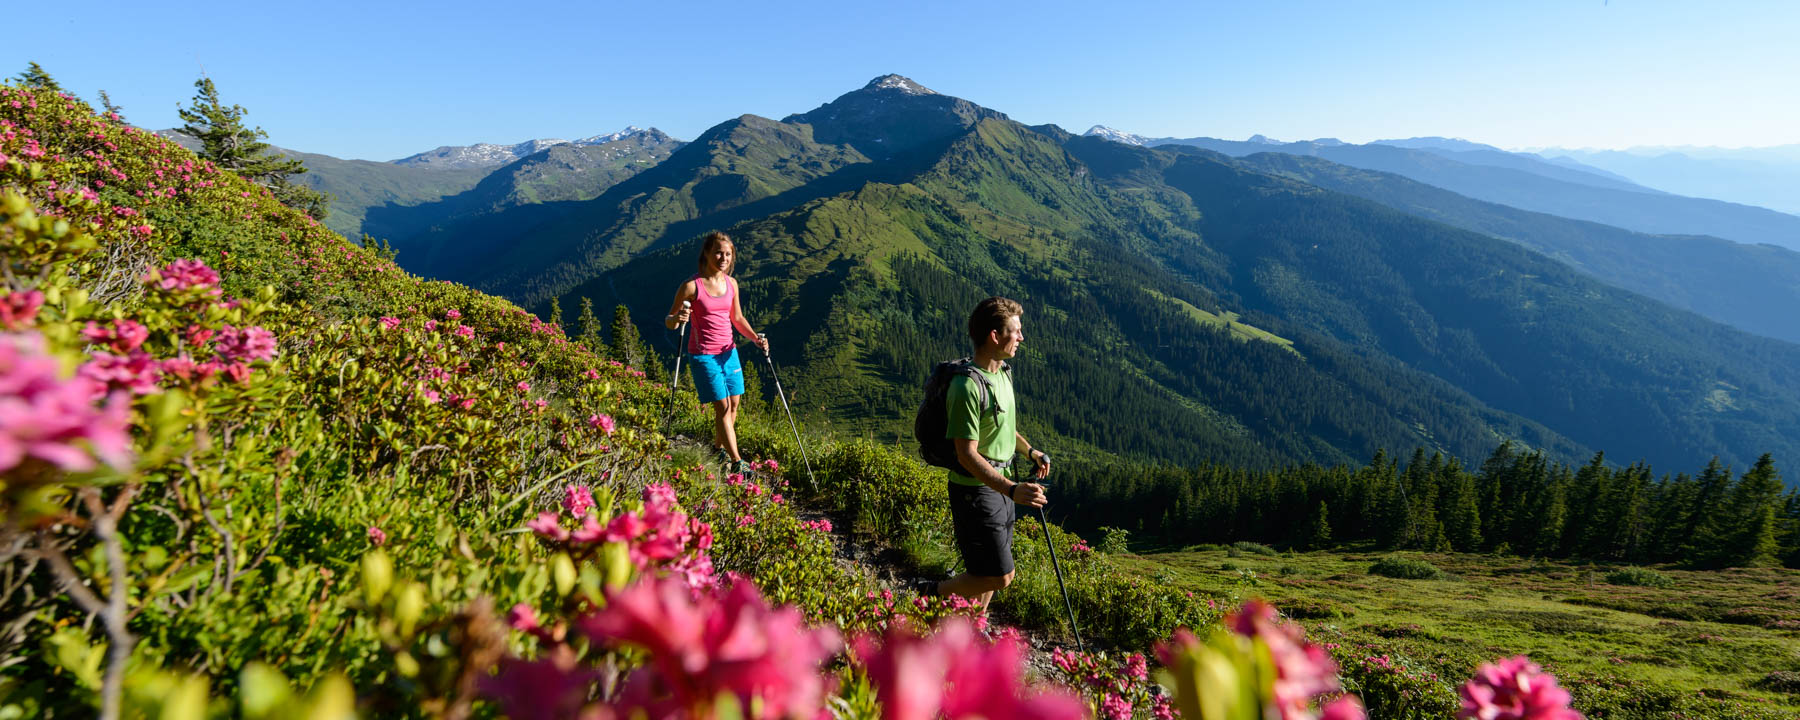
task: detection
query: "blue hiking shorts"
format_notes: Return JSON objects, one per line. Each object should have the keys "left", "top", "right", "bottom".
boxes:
{"left": 690, "top": 346, "right": 744, "bottom": 404}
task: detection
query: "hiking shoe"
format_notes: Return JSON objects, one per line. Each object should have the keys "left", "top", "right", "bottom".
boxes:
{"left": 908, "top": 577, "right": 939, "bottom": 598}
{"left": 731, "top": 459, "right": 754, "bottom": 476}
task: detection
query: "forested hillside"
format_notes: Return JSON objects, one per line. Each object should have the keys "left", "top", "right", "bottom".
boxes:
{"left": 1141, "top": 135, "right": 1800, "bottom": 252}
{"left": 1056, "top": 444, "right": 1800, "bottom": 569}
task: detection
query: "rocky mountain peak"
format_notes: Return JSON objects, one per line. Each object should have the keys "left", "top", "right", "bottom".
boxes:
{"left": 863, "top": 74, "right": 936, "bottom": 95}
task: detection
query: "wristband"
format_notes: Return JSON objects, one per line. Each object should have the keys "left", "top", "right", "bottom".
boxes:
{"left": 1007, "top": 484, "right": 1019, "bottom": 501}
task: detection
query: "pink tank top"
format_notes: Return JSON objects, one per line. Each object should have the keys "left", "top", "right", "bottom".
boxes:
{"left": 687, "top": 274, "right": 735, "bottom": 354}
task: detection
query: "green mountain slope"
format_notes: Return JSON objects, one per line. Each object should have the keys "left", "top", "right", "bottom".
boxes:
{"left": 576, "top": 116, "right": 1590, "bottom": 470}
{"left": 395, "top": 75, "right": 1004, "bottom": 303}
{"left": 409, "top": 76, "right": 1800, "bottom": 474}
{"left": 1226, "top": 150, "right": 1800, "bottom": 345}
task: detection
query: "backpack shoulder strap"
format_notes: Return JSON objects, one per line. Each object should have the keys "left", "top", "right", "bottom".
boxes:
{"left": 949, "top": 358, "right": 996, "bottom": 414}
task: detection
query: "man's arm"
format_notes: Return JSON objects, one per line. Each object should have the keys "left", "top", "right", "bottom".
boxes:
{"left": 1015, "top": 433, "right": 1050, "bottom": 480}
{"left": 956, "top": 438, "right": 1046, "bottom": 507}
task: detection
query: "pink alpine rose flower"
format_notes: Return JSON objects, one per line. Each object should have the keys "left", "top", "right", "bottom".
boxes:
{"left": 1458, "top": 656, "right": 1582, "bottom": 720}
{"left": 578, "top": 576, "right": 841, "bottom": 720}
{"left": 853, "top": 618, "right": 1086, "bottom": 720}
{"left": 80, "top": 318, "right": 149, "bottom": 353}
{"left": 213, "top": 325, "right": 277, "bottom": 362}
{"left": 563, "top": 484, "right": 594, "bottom": 516}
{"left": 445, "top": 309, "right": 461, "bottom": 319}
{"left": 526, "top": 511, "right": 570, "bottom": 541}
{"left": 378, "top": 316, "right": 401, "bottom": 331}
{"left": 77, "top": 351, "right": 161, "bottom": 397}
{"left": 0, "top": 332, "right": 134, "bottom": 472}
{"left": 588, "top": 413, "right": 615, "bottom": 435}
{"left": 149, "top": 259, "right": 221, "bottom": 294}
{"left": 367, "top": 526, "right": 387, "bottom": 546}
{"left": 0, "top": 290, "right": 44, "bottom": 330}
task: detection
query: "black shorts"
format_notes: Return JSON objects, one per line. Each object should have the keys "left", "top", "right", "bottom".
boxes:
{"left": 948, "top": 480, "right": 1017, "bottom": 577}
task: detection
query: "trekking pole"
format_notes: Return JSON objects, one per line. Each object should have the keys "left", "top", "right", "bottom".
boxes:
{"left": 661, "top": 301, "right": 691, "bottom": 435}
{"left": 1030, "top": 460, "right": 1084, "bottom": 653}
{"left": 758, "top": 333, "right": 818, "bottom": 492}
{"left": 669, "top": 301, "right": 691, "bottom": 392}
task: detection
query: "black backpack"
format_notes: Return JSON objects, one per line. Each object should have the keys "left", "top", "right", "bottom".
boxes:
{"left": 914, "top": 358, "right": 1006, "bottom": 475}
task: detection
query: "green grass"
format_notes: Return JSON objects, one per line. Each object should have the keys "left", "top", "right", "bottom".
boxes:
{"left": 1143, "top": 287, "right": 1300, "bottom": 356}
{"left": 1118, "top": 547, "right": 1800, "bottom": 718}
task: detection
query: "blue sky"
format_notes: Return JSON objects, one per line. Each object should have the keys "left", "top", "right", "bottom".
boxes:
{"left": 13, "top": 0, "right": 1800, "bottom": 160}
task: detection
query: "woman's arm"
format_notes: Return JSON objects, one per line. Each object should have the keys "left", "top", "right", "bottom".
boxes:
{"left": 663, "top": 281, "right": 696, "bottom": 330}
{"left": 729, "top": 278, "right": 767, "bottom": 351}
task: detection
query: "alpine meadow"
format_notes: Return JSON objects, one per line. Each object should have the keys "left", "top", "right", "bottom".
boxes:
{"left": 5, "top": 31, "right": 1800, "bottom": 720}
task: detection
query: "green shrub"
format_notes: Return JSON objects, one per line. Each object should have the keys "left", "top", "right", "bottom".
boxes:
{"left": 1605, "top": 566, "right": 1674, "bottom": 588}
{"left": 1370, "top": 556, "right": 1449, "bottom": 580}
{"left": 1097, "top": 526, "right": 1131, "bottom": 554}
{"left": 1232, "top": 541, "right": 1279, "bottom": 556}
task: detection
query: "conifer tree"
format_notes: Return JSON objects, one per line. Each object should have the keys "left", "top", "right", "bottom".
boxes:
{"left": 178, "top": 76, "right": 331, "bottom": 220}
{"left": 1530, "top": 467, "right": 1571, "bottom": 556}
{"left": 1781, "top": 491, "right": 1800, "bottom": 569}
{"left": 1716, "top": 454, "right": 1784, "bottom": 567}
{"left": 739, "top": 358, "right": 767, "bottom": 418}
{"left": 1440, "top": 459, "right": 1483, "bottom": 551}
{"left": 610, "top": 304, "right": 642, "bottom": 368}
{"left": 1677, "top": 457, "right": 1734, "bottom": 565}
{"left": 96, "top": 90, "right": 125, "bottom": 122}
{"left": 547, "top": 296, "right": 563, "bottom": 330}
{"left": 577, "top": 297, "right": 606, "bottom": 355}
{"left": 15, "top": 62, "right": 61, "bottom": 91}
{"left": 1306, "top": 500, "right": 1332, "bottom": 550}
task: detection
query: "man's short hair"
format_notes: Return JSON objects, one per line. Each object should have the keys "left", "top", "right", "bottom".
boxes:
{"left": 968, "top": 296, "right": 1023, "bottom": 345}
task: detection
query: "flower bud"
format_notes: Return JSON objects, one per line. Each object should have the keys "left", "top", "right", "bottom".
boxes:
{"left": 362, "top": 549, "right": 393, "bottom": 606}
{"left": 552, "top": 552, "right": 577, "bottom": 597}
{"left": 395, "top": 582, "right": 426, "bottom": 637}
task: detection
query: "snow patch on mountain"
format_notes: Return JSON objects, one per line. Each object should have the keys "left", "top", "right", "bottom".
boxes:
{"left": 864, "top": 74, "right": 936, "bottom": 96}
{"left": 392, "top": 127, "right": 673, "bottom": 169}
{"left": 1083, "top": 125, "right": 1149, "bottom": 146}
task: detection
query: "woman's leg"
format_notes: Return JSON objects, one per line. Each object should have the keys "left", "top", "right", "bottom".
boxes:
{"left": 718, "top": 394, "right": 742, "bottom": 461}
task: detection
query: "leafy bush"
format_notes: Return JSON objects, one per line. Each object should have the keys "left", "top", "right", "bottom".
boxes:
{"left": 1605, "top": 566, "right": 1675, "bottom": 588}
{"left": 1370, "top": 556, "right": 1450, "bottom": 580}
{"left": 1096, "top": 525, "right": 1130, "bottom": 554}
{"left": 1232, "top": 540, "right": 1279, "bottom": 556}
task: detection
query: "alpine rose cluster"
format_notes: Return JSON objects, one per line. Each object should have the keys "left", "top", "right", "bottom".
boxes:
{"left": 852, "top": 618, "right": 1087, "bottom": 720}
{"left": 528, "top": 482, "right": 716, "bottom": 591}
{"left": 1458, "top": 656, "right": 1583, "bottom": 720}
{"left": 0, "top": 331, "right": 132, "bottom": 473}
{"left": 1156, "top": 599, "right": 1365, "bottom": 720}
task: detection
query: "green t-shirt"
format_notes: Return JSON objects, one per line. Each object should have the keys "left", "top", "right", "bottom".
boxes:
{"left": 944, "top": 366, "right": 1015, "bottom": 487}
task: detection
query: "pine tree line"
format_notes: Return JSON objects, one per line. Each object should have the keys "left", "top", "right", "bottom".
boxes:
{"left": 1058, "top": 442, "right": 1800, "bottom": 569}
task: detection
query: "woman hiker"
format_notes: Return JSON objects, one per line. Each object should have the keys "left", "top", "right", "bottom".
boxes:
{"left": 664, "top": 231, "right": 769, "bottom": 475}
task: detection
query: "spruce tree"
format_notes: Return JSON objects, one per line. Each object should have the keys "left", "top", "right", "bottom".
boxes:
{"left": 1439, "top": 459, "right": 1483, "bottom": 551}
{"left": 15, "top": 62, "right": 61, "bottom": 91}
{"left": 577, "top": 297, "right": 606, "bottom": 355}
{"left": 97, "top": 90, "right": 125, "bottom": 122}
{"left": 1676, "top": 457, "right": 1734, "bottom": 565}
{"left": 178, "top": 76, "right": 331, "bottom": 220}
{"left": 610, "top": 304, "right": 644, "bottom": 368}
{"left": 1717, "top": 454, "right": 1784, "bottom": 567}
{"left": 1306, "top": 500, "right": 1333, "bottom": 550}
{"left": 547, "top": 296, "right": 563, "bottom": 330}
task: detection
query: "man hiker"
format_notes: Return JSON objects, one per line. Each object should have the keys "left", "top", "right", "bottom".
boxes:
{"left": 917, "top": 296, "right": 1051, "bottom": 614}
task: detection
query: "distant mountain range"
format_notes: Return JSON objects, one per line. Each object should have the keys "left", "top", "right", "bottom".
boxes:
{"left": 1084, "top": 127, "right": 1800, "bottom": 252}
{"left": 157, "top": 127, "right": 682, "bottom": 239}
{"left": 366, "top": 75, "right": 1800, "bottom": 477}
{"left": 391, "top": 127, "right": 666, "bottom": 169}
{"left": 1535, "top": 145, "right": 1800, "bottom": 216}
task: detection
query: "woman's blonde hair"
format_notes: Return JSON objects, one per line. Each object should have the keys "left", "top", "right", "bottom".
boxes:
{"left": 696, "top": 231, "right": 734, "bottom": 273}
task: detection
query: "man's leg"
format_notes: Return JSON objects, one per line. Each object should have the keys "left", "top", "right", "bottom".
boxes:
{"left": 937, "top": 570, "right": 1014, "bottom": 611}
